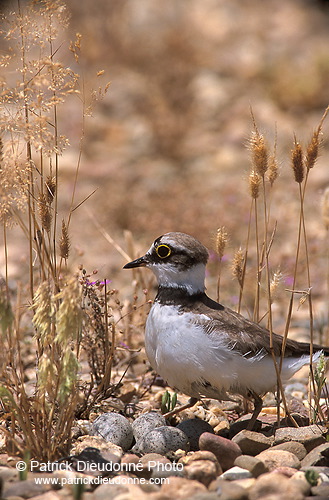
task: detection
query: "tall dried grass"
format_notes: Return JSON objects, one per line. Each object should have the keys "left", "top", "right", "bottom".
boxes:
{"left": 0, "top": 0, "right": 149, "bottom": 460}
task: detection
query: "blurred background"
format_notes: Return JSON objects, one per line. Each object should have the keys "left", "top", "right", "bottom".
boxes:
{"left": 1, "top": 0, "right": 329, "bottom": 306}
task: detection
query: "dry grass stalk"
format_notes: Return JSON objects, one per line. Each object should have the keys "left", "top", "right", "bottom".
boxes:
{"left": 0, "top": 0, "right": 134, "bottom": 460}
{"left": 322, "top": 187, "right": 329, "bottom": 231}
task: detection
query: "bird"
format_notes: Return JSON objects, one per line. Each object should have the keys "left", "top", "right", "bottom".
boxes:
{"left": 124, "top": 231, "right": 329, "bottom": 428}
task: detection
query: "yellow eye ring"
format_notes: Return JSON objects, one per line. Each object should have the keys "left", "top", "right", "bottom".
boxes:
{"left": 155, "top": 244, "right": 172, "bottom": 259}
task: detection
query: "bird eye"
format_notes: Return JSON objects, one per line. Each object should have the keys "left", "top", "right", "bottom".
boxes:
{"left": 155, "top": 244, "right": 171, "bottom": 259}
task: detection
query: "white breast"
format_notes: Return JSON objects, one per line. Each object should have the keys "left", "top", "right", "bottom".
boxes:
{"left": 145, "top": 302, "right": 317, "bottom": 399}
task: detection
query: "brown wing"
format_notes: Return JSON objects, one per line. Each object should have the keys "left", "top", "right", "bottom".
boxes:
{"left": 188, "top": 294, "right": 328, "bottom": 358}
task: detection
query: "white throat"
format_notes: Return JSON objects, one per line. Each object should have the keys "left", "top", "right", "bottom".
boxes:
{"left": 149, "top": 262, "right": 206, "bottom": 295}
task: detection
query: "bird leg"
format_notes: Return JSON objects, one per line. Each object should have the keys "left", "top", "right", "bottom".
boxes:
{"left": 246, "top": 391, "right": 263, "bottom": 430}
{"left": 163, "top": 397, "right": 199, "bottom": 418}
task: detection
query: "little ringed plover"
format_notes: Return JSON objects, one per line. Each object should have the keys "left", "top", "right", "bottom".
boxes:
{"left": 124, "top": 232, "right": 329, "bottom": 428}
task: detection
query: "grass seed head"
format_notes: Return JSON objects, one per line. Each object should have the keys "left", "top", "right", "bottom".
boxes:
{"left": 249, "top": 170, "right": 261, "bottom": 199}
{"left": 232, "top": 248, "right": 245, "bottom": 287}
{"left": 58, "top": 349, "right": 79, "bottom": 403}
{"left": 249, "top": 131, "right": 268, "bottom": 177}
{"left": 270, "top": 268, "right": 283, "bottom": 299}
{"left": 32, "top": 282, "right": 54, "bottom": 343}
{"left": 268, "top": 155, "right": 279, "bottom": 186}
{"left": 291, "top": 138, "right": 304, "bottom": 184}
{"left": 55, "top": 278, "right": 82, "bottom": 346}
{"left": 306, "top": 129, "right": 322, "bottom": 170}
{"left": 45, "top": 175, "right": 56, "bottom": 204}
{"left": 215, "top": 226, "right": 228, "bottom": 259}
{"left": 59, "top": 219, "right": 70, "bottom": 260}
{"left": 38, "top": 193, "right": 52, "bottom": 233}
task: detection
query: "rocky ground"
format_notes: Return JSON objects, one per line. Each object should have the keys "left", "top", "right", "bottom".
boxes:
{"left": 1, "top": 392, "right": 329, "bottom": 500}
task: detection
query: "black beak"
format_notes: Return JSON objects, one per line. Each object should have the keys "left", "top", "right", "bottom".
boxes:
{"left": 123, "top": 255, "right": 148, "bottom": 269}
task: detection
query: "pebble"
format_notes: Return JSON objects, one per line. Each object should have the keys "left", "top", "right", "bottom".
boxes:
{"left": 179, "top": 450, "right": 216, "bottom": 466}
{"left": 220, "top": 466, "right": 253, "bottom": 481}
{"left": 133, "top": 426, "right": 189, "bottom": 454}
{"left": 248, "top": 472, "right": 305, "bottom": 500}
{"left": 300, "top": 465, "right": 329, "bottom": 476}
{"left": 177, "top": 419, "right": 214, "bottom": 451}
{"left": 184, "top": 459, "right": 219, "bottom": 486}
{"left": 301, "top": 442, "right": 329, "bottom": 467}
{"left": 209, "top": 477, "right": 248, "bottom": 500}
{"left": 132, "top": 411, "right": 167, "bottom": 441}
{"left": 256, "top": 449, "right": 301, "bottom": 471}
{"left": 139, "top": 452, "right": 183, "bottom": 480}
{"left": 274, "top": 424, "right": 327, "bottom": 452}
{"left": 180, "top": 450, "right": 221, "bottom": 486}
{"left": 92, "top": 480, "right": 138, "bottom": 500}
{"left": 0, "top": 465, "right": 18, "bottom": 482}
{"left": 91, "top": 412, "right": 134, "bottom": 451}
{"left": 29, "top": 492, "right": 61, "bottom": 500}
{"left": 290, "top": 471, "right": 312, "bottom": 496}
{"left": 234, "top": 455, "right": 268, "bottom": 477}
{"left": 3, "top": 478, "right": 49, "bottom": 499}
{"left": 72, "top": 435, "right": 123, "bottom": 458}
{"left": 270, "top": 440, "right": 307, "bottom": 460}
{"left": 311, "top": 482, "right": 329, "bottom": 497}
{"left": 231, "top": 430, "right": 273, "bottom": 456}
{"left": 188, "top": 493, "right": 226, "bottom": 500}
{"left": 271, "top": 466, "right": 300, "bottom": 477}
{"left": 160, "top": 476, "right": 207, "bottom": 498}
{"left": 199, "top": 432, "right": 241, "bottom": 471}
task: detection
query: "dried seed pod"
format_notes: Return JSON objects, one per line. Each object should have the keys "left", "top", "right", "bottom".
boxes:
{"left": 291, "top": 139, "right": 304, "bottom": 184}
{"left": 232, "top": 248, "right": 245, "bottom": 287}
{"left": 45, "top": 175, "right": 56, "bottom": 204}
{"left": 215, "top": 226, "right": 228, "bottom": 259}
{"left": 38, "top": 193, "right": 51, "bottom": 233}
{"left": 59, "top": 219, "right": 70, "bottom": 260}
{"left": 249, "top": 131, "right": 268, "bottom": 177}
{"left": 249, "top": 170, "right": 261, "bottom": 199}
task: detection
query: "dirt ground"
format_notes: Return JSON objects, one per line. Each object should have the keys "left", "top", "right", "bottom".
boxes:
{"left": 1, "top": 0, "right": 329, "bottom": 322}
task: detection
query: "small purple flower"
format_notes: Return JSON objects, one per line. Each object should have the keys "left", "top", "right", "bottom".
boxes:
{"left": 284, "top": 276, "right": 294, "bottom": 287}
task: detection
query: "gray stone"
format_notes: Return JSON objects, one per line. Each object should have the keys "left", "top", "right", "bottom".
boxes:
{"left": 249, "top": 472, "right": 305, "bottom": 500}
{"left": 311, "top": 482, "right": 329, "bottom": 497}
{"left": 232, "top": 430, "right": 273, "bottom": 456}
{"left": 93, "top": 482, "right": 129, "bottom": 500}
{"left": 3, "top": 479, "right": 48, "bottom": 499}
{"left": 133, "top": 426, "right": 188, "bottom": 454}
{"left": 199, "top": 432, "right": 242, "bottom": 471}
{"left": 256, "top": 449, "right": 301, "bottom": 471}
{"left": 221, "top": 465, "right": 252, "bottom": 480}
{"left": 234, "top": 454, "right": 268, "bottom": 477}
{"left": 0, "top": 465, "right": 18, "bottom": 482}
{"left": 301, "top": 465, "right": 329, "bottom": 476}
{"left": 131, "top": 411, "right": 166, "bottom": 441}
{"left": 289, "top": 471, "right": 312, "bottom": 496}
{"left": 184, "top": 459, "right": 219, "bottom": 486}
{"left": 274, "top": 425, "right": 327, "bottom": 452}
{"left": 271, "top": 440, "right": 307, "bottom": 460}
{"left": 209, "top": 478, "right": 248, "bottom": 500}
{"left": 301, "top": 443, "right": 329, "bottom": 467}
{"left": 91, "top": 413, "right": 133, "bottom": 451}
{"left": 190, "top": 494, "right": 228, "bottom": 500}
{"left": 177, "top": 418, "right": 214, "bottom": 451}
